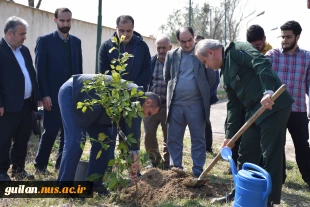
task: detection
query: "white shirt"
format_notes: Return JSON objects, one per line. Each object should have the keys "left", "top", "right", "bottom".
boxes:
{"left": 4, "top": 38, "right": 32, "bottom": 99}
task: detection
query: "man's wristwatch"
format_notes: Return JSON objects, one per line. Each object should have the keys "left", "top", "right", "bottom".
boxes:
{"left": 130, "top": 150, "right": 140, "bottom": 155}
{"left": 263, "top": 90, "right": 274, "bottom": 96}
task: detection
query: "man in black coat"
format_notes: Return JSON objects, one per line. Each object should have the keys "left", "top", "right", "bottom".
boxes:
{"left": 99, "top": 16, "right": 151, "bottom": 164}
{"left": 0, "top": 16, "right": 40, "bottom": 181}
{"left": 34, "top": 8, "right": 83, "bottom": 173}
{"left": 57, "top": 74, "right": 161, "bottom": 193}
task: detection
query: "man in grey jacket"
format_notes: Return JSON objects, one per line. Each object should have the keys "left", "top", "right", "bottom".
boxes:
{"left": 164, "top": 27, "right": 215, "bottom": 177}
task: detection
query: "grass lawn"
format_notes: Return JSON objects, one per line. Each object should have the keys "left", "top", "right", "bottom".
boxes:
{"left": 1, "top": 124, "right": 310, "bottom": 206}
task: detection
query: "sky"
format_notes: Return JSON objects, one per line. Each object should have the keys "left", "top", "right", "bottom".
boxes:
{"left": 13, "top": 0, "right": 310, "bottom": 50}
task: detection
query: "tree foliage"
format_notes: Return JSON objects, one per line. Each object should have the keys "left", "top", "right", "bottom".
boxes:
{"left": 77, "top": 35, "right": 145, "bottom": 192}
{"left": 160, "top": 0, "right": 254, "bottom": 44}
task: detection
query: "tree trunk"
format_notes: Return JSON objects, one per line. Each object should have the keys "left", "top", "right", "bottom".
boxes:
{"left": 36, "top": 0, "right": 43, "bottom": 8}
{"left": 28, "top": 0, "right": 34, "bottom": 7}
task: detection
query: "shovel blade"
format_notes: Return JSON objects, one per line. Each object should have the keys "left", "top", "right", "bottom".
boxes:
{"left": 183, "top": 178, "right": 208, "bottom": 187}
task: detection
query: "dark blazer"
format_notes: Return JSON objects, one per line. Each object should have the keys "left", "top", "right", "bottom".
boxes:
{"left": 72, "top": 74, "right": 112, "bottom": 129}
{"left": 0, "top": 38, "right": 39, "bottom": 112}
{"left": 210, "top": 70, "right": 220, "bottom": 105}
{"left": 71, "top": 74, "right": 143, "bottom": 129}
{"left": 35, "top": 31, "right": 83, "bottom": 105}
{"left": 147, "top": 55, "right": 158, "bottom": 91}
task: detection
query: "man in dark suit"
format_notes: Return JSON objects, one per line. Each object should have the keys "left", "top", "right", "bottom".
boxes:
{"left": 34, "top": 8, "right": 83, "bottom": 174}
{"left": 57, "top": 74, "right": 160, "bottom": 194}
{"left": 0, "top": 16, "right": 40, "bottom": 181}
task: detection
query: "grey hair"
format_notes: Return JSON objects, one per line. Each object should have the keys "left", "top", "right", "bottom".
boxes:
{"left": 155, "top": 35, "right": 172, "bottom": 45}
{"left": 4, "top": 16, "right": 28, "bottom": 34}
{"left": 195, "top": 39, "right": 222, "bottom": 57}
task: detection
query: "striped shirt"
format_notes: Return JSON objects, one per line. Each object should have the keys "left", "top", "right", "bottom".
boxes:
{"left": 150, "top": 57, "right": 167, "bottom": 102}
{"left": 265, "top": 47, "right": 310, "bottom": 112}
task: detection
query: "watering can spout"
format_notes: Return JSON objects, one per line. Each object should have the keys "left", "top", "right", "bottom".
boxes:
{"left": 221, "top": 147, "right": 238, "bottom": 184}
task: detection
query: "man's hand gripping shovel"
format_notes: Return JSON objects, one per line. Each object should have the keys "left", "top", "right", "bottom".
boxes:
{"left": 183, "top": 84, "right": 287, "bottom": 188}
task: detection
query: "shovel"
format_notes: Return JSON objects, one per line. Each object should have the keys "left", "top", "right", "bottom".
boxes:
{"left": 183, "top": 84, "right": 287, "bottom": 187}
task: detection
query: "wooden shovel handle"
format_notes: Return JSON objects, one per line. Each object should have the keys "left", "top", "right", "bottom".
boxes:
{"left": 198, "top": 84, "right": 287, "bottom": 180}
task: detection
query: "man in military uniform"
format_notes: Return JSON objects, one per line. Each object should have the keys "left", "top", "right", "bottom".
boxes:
{"left": 195, "top": 39, "right": 294, "bottom": 206}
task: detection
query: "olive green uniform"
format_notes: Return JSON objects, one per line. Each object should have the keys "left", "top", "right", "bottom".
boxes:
{"left": 222, "top": 42, "right": 294, "bottom": 204}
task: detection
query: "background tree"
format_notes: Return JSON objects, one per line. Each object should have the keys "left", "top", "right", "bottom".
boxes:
{"left": 226, "top": 0, "right": 254, "bottom": 43}
{"left": 191, "top": 3, "right": 210, "bottom": 38}
{"left": 8, "top": 0, "right": 42, "bottom": 8}
{"left": 28, "top": 0, "right": 42, "bottom": 8}
{"left": 163, "top": 9, "right": 184, "bottom": 43}
{"left": 159, "top": 0, "right": 253, "bottom": 44}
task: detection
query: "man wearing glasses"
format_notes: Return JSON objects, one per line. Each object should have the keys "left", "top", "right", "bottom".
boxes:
{"left": 247, "top": 24, "right": 273, "bottom": 55}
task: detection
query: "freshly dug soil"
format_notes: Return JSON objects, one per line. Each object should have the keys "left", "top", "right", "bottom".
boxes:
{"left": 117, "top": 168, "right": 229, "bottom": 206}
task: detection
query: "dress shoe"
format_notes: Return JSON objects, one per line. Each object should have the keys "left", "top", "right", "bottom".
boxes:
{"left": 224, "top": 167, "right": 232, "bottom": 175}
{"left": 0, "top": 173, "right": 11, "bottom": 181}
{"left": 210, "top": 190, "right": 235, "bottom": 204}
{"left": 206, "top": 148, "right": 213, "bottom": 154}
{"left": 192, "top": 172, "right": 202, "bottom": 178}
{"left": 93, "top": 185, "right": 110, "bottom": 196}
{"left": 35, "top": 168, "right": 51, "bottom": 175}
{"left": 145, "top": 164, "right": 154, "bottom": 169}
{"left": 12, "top": 170, "right": 34, "bottom": 180}
{"left": 163, "top": 166, "right": 170, "bottom": 170}
{"left": 145, "top": 162, "right": 169, "bottom": 170}
{"left": 54, "top": 165, "right": 60, "bottom": 173}
{"left": 54, "top": 165, "right": 60, "bottom": 171}
{"left": 137, "top": 170, "right": 142, "bottom": 177}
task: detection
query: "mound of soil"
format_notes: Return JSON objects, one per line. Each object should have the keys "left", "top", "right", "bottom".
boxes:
{"left": 118, "top": 168, "right": 229, "bottom": 206}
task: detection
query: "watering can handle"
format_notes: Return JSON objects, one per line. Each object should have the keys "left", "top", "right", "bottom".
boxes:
{"left": 198, "top": 84, "right": 287, "bottom": 180}
{"left": 243, "top": 163, "right": 272, "bottom": 201}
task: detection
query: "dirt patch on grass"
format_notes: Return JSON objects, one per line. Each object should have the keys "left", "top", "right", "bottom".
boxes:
{"left": 117, "top": 168, "right": 228, "bottom": 206}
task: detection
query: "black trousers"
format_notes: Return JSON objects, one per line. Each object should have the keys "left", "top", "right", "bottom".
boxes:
{"left": 205, "top": 121, "right": 213, "bottom": 151}
{"left": 0, "top": 99, "right": 32, "bottom": 173}
{"left": 286, "top": 112, "right": 310, "bottom": 185}
{"left": 34, "top": 105, "right": 64, "bottom": 170}
{"left": 237, "top": 106, "right": 291, "bottom": 204}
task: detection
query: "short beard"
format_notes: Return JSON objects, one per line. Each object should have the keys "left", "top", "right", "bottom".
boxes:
{"left": 58, "top": 26, "right": 70, "bottom": 34}
{"left": 282, "top": 37, "right": 297, "bottom": 52}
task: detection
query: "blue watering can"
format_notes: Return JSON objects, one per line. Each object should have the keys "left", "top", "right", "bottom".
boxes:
{"left": 221, "top": 146, "right": 272, "bottom": 207}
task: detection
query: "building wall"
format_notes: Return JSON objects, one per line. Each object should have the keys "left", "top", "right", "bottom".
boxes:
{"left": 0, "top": 0, "right": 161, "bottom": 73}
